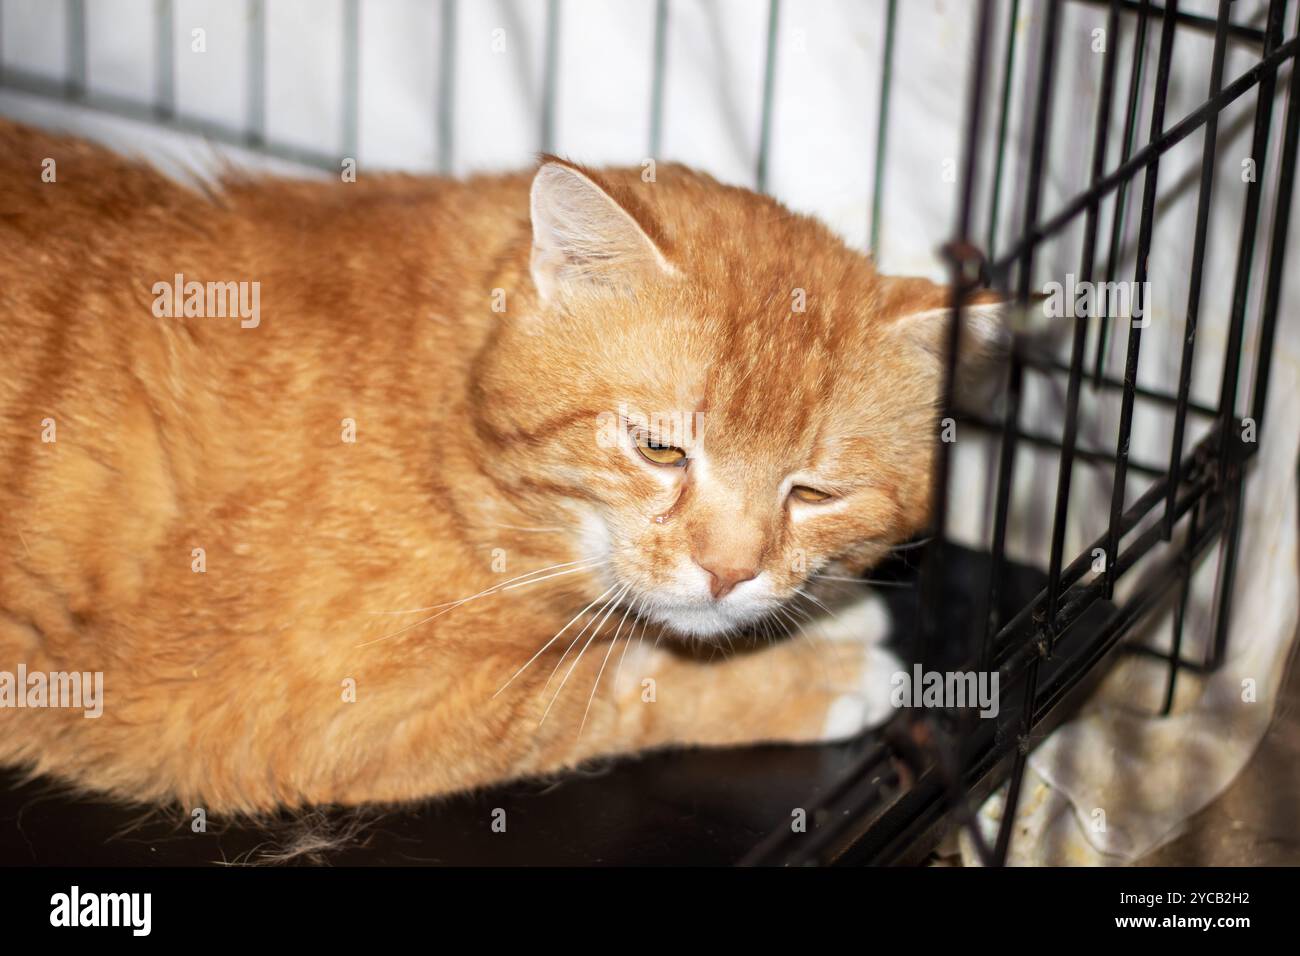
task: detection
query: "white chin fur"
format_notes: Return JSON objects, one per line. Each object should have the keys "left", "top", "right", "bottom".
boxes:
{"left": 643, "top": 599, "right": 769, "bottom": 638}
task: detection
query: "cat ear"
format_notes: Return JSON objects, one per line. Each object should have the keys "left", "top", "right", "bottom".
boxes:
{"left": 529, "top": 161, "right": 675, "bottom": 305}
{"left": 888, "top": 294, "right": 1018, "bottom": 402}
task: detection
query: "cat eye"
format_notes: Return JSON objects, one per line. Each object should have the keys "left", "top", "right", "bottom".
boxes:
{"left": 634, "top": 433, "right": 687, "bottom": 466}
{"left": 790, "top": 485, "right": 834, "bottom": 504}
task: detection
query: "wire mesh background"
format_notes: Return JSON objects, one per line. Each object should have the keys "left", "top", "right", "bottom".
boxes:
{"left": 0, "top": 1, "right": 882, "bottom": 237}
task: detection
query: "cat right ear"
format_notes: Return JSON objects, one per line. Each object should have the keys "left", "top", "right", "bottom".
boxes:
{"left": 883, "top": 287, "right": 1016, "bottom": 408}
{"left": 529, "top": 160, "right": 676, "bottom": 305}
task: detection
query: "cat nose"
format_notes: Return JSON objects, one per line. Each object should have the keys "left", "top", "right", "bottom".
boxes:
{"left": 696, "top": 561, "right": 758, "bottom": 600}
{"left": 691, "top": 515, "right": 766, "bottom": 599}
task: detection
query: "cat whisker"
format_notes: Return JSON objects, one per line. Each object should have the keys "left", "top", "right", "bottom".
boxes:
{"left": 372, "top": 558, "right": 602, "bottom": 615}
{"left": 789, "top": 603, "right": 834, "bottom": 652}
{"left": 498, "top": 562, "right": 607, "bottom": 593}
{"left": 578, "top": 592, "right": 641, "bottom": 738}
{"left": 888, "top": 536, "right": 934, "bottom": 552}
{"left": 763, "top": 616, "right": 781, "bottom": 648}
{"left": 634, "top": 600, "right": 658, "bottom": 656}
{"left": 809, "top": 574, "right": 914, "bottom": 587}
{"left": 792, "top": 585, "right": 836, "bottom": 618}
{"left": 611, "top": 595, "right": 647, "bottom": 703}
{"left": 779, "top": 602, "right": 837, "bottom": 683}
{"left": 771, "top": 604, "right": 810, "bottom": 646}
{"left": 539, "top": 583, "right": 632, "bottom": 728}
{"left": 802, "top": 576, "right": 863, "bottom": 601}
{"left": 484, "top": 522, "right": 567, "bottom": 534}
{"left": 541, "top": 583, "right": 623, "bottom": 694}
{"left": 774, "top": 605, "right": 827, "bottom": 674}
{"left": 492, "top": 581, "right": 621, "bottom": 698}
{"left": 357, "top": 561, "right": 606, "bottom": 649}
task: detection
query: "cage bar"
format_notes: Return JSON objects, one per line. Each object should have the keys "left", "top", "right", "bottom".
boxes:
{"left": 870, "top": 0, "right": 897, "bottom": 258}
{"left": 437, "top": 0, "right": 457, "bottom": 173}
{"left": 648, "top": 0, "right": 668, "bottom": 159}
{"left": 154, "top": 0, "right": 174, "bottom": 120}
{"left": 1207, "top": 0, "right": 1288, "bottom": 671}
{"left": 1092, "top": 0, "right": 1150, "bottom": 386}
{"left": 985, "top": 0, "right": 1022, "bottom": 259}
{"left": 1249, "top": 0, "right": 1300, "bottom": 434}
{"left": 539, "top": 0, "right": 560, "bottom": 155}
{"left": 66, "top": 0, "right": 86, "bottom": 99}
{"left": 1164, "top": 0, "right": 1232, "bottom": 543}
{"left": 989, "top": 0, "right": 1062, "bottom": 862}
{"left": 917, "top": 0, "right": 995, "bottom": 674}
{"left": 342, "top": 0, "right": 360, "bottom": 160}
{"left": 1044, "top": 0, "right": 1122, "bottom": 654}
{"left": 756, "top": 0, "right": 781, "bottom": 193}
{"left": 247, "top": 0, "right": 266, "bottom": 147}
{"left": 1101, "top": 0, "right": 1180, "bottom": 602}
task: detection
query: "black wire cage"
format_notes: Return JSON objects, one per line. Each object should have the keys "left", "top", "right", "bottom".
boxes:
{"left": 747, "top": 0, "right": 1300, "bottom": 866}
{"left": 0, "top": 0, "right": 1295, "bottom": 867}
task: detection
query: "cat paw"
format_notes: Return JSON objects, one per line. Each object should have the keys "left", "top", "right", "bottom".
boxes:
{"left": 819, "top": 642, "right": 904, "bottom": 740}
{"left": 812, "top": 591, "right": 903, "bottom": 741}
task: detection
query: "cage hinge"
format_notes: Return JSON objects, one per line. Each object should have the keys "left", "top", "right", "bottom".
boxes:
{"left": 939, "top": 239, "right": 989, "bottom": 294}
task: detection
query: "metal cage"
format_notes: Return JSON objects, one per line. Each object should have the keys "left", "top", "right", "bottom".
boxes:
{"left": 746, "top": 0, "right": 1299, "bottom": 866}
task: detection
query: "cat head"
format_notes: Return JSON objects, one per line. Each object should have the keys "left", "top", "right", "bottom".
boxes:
{"left": 472, "top": 159, "right": 1008, "bottom": 638}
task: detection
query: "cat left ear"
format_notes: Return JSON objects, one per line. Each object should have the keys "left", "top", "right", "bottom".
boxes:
{"left": 529, "top": 160, "right": 675, "bottom": 305}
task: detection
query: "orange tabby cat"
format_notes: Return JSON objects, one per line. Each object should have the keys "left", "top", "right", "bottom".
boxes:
{"left": 0, "top": 120, "right": 1006, "bottom": 812}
